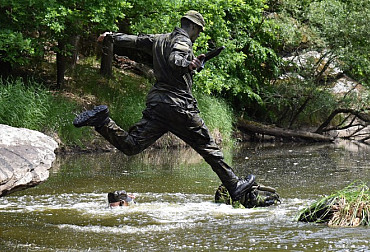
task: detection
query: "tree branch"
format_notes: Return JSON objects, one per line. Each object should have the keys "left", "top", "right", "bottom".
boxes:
{"left": 315, "top": 108, "right": 370, "bottom": 134}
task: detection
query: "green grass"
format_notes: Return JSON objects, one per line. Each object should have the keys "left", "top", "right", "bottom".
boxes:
{"left": 0, "top": 78, "right": 50, "bottom": 130}
{"left": 195, "top": 91, "right": 235, "bottom": 145}
{"left": 45, "top": 95, "right": 93, "bottom": 147}
{"left": 297, "top": 181, "right": 370, "bottom": 227}
{"left": 66, "top": 59, "right": 149, "bottom": 129}
{"left": 0, "top": 77, "right": 93, "bottom": 147}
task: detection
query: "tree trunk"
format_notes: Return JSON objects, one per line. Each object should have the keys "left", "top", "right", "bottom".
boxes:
{"left": 56, "top": 35, "right": 81, "bottom": 89}
{"left": 315, "top": 108, "right": 370, "bottom": 134}
{"left": 70, "top": 35, "right": 80, "bottom": 69}
{"left": 56, "top": 39, "right": 66, "bottom": 89}
{"left": 289, "top": 96, "right": 312, "bottom": 129}
{"left": 100, "top": 34, "right": 113, "bottom": 77}
{"left": 238, "top": 119, "right": 334, "bottom": 142}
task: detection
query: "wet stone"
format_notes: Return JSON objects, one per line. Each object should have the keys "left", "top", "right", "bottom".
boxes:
{"left": 0, "top": 124, "right": 58, "bottom": 196}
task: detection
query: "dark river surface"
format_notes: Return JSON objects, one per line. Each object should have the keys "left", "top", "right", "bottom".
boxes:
{"left": 1, "top": 141, "right": 369, "bottom": 251}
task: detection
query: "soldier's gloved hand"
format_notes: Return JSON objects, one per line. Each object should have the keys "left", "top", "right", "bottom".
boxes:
{"left": 189, "top": 54, "right": 205, "bottom": 71}
{"left": 97, "top": 32, "right": 113, "bottom": 42}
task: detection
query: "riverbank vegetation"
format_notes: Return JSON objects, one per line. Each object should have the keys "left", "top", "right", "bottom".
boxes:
{"left": 0, "top": 60, "right": 234, "bottom": 150}
{"left": 297, "top": 182, "right": 370, "bottom": 227}
{"left": 0, "top": 0, "right": 369, "bottom": 148}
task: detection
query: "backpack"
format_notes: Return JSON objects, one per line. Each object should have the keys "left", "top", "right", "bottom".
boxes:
{"left": 215, "top": 183, "right": 281, "bottom": 208}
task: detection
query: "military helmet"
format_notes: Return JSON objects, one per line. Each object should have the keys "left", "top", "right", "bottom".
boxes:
{"left": 182, "top": 10, "right": 205, "bottom": 30}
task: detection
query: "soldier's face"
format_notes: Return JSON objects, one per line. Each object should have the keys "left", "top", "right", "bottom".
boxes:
{"left": 190, "top": 24, "right": 202, "bottom": 42}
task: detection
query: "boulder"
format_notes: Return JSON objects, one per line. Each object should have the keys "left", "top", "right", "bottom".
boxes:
{"left": 0, "top": 124, "right": 58, "bottom": 196}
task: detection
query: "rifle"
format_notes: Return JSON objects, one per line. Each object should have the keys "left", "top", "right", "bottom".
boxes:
{"left": 197, "top": 46, "right": 225, "bottom": 72}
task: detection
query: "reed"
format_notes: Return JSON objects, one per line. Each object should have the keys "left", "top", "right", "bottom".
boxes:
{"left": 297, "top": 181, "right": 369, "bottom": 227}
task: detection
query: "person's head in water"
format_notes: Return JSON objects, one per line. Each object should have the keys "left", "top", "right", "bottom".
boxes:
{"left": 108, "top": 190, "right": 135, "bottom": 207}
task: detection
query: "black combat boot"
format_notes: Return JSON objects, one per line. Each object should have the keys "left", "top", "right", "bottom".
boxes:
{"left": 73, "top": 105, "right": 110, "bottom": 128}
{"left": 209, "top": 159, "right": 255, "bottom": 201}
{"left": 227, "top": 174, "right": 255, "bottom": 201}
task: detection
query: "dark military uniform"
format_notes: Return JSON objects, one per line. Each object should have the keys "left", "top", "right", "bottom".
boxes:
{"left": 96, "top": 27, "right": 240, "bottom": 189}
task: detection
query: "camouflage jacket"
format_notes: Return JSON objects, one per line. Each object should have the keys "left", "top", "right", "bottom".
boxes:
{"left": 113, "top": 27, "right": 197, "bottom": 109}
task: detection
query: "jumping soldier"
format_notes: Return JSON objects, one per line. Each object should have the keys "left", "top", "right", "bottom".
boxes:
{"left": 73, "top": 10, "right": 255, "bottom": 201}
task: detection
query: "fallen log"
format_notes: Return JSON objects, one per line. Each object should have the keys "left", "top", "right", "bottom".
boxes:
{"left": 237, "top": 119, "right": 334, "bottom": 142}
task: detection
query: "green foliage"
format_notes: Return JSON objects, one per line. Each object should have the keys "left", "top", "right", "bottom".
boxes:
{"left": 306, "top": 0, "right": 370, "bottom": 86}
{"left": 271, "top": 11, "right": 322, "bottom": 53}
{"left": 40, "top": 0, "right": 132, "bottom": 38}
{"left": 125, "top": 0, "right": 181, "bottom": 34}
{"left": 0, "top": 30, "right": 34, "bottom": 66}
{"left": 0, "top": 0, "right": 131, "bottom": 66}
{"left": 263, "top": 77, "right": 338, "bottom": 127}
{"left": 274, "top": 0, "right": 314, "bottom": 19}
{"left": 1, "top": 0, "right": 368, "bottom": 130}
{"left": 255, "top": 0, "right": 369, "bottom": 126}
{"left": 125, "top": 0, "right": 281, "bottom": 104}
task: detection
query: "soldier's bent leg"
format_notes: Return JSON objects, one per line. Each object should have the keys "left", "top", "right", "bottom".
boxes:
{"left": 181, "top": 126, "right": 255, "bottom": 200}
{"left": 183, "top": 124, "right": 255, "bottom": 201}
{"left": 150, "top": 104, "right": 255, "bottom": 200}
{"left": 96, "top": 116, "right": 166, "bottom": 156}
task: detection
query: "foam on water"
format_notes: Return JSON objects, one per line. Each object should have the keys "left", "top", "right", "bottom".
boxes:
{"left": 0, "top": 192, "right": 309, "bottom": 236}
{"left": 1, "top": 192, "right": 294, "bottom": 214}
{"left": 57, "top": 222, "right": 201, "bottom": 235}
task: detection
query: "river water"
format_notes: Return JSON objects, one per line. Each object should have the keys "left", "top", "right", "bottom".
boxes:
{"left": 1, "top": 141, "right": 369, "bottom": 251}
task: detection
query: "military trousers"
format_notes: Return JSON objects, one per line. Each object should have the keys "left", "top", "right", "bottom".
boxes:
{"left": 96, "top": 103, "right": 239, "bottom": 187}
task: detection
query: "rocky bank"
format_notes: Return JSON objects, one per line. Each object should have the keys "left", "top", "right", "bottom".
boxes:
{"left": 0, "top": 124, "right": 58, "bottom": 196}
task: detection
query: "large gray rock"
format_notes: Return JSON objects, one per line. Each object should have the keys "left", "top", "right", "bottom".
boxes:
{"left": 0, "top": 124, "right": 58, "bottom": 196}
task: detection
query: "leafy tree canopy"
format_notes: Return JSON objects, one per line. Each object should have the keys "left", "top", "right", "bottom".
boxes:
{"left": 123, "top": 0, "right": 281, "bottom": 104}
{"left": 0, "top": 0, "right": 131, "bottom": 64}
{"left": 0, "top": 0, "right": 368, "bottom": 125}
{"left": 307, "top": 0, "right": 369, "bottom": 86}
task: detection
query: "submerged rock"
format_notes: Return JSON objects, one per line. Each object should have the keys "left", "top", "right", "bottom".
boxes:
{"left": 215, "top": 183, "right": 281, "bottom": 208}
{"left": 0, "top": 124, "right": 58, "bottom": 196}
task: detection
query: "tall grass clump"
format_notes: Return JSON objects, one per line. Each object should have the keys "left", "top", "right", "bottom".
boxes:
{"left": 45, "top": 95, "right": 93, "bottom": 147}
{"left": 0, "top": 78, "right": 94, "bottom": 147}
{"left": 0, "top": 78, "right": 50, "bottom": 130}
{"left": 195, "top": 91, "right": 234, "bottom": 144}
{"left": 297, "top": 181, "right": 369, "bottom": 227}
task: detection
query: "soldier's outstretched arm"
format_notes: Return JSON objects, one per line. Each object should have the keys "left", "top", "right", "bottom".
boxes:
{"left": 97, "top": 32, "right": 156, "bottom": 55}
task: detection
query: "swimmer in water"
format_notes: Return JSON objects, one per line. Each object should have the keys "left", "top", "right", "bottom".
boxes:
{"left": 108, "top": 190, "right": 136, "bottom": 207}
